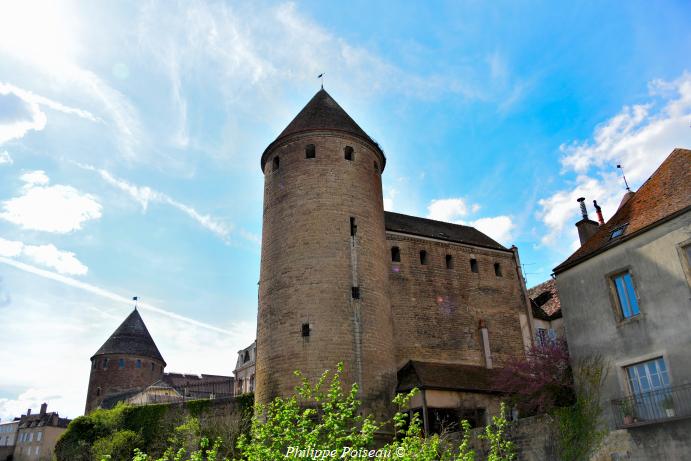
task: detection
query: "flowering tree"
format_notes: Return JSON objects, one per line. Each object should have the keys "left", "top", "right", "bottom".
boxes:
{"left": 493, "top": 338, "right": 574, "bottom": 415}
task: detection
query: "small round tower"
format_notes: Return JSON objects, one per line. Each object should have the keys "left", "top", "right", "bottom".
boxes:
{"left": 255, "top": 89, "right": 396, "bottom": 416}
{"left": 85, "top": 309, "right": 166, "bottom": 413}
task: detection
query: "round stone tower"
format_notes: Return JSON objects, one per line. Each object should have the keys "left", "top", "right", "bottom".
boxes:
{"left": 255, "top": 89, "right": 397, "bottom": 416}
{"left": 85, "top": 309, "right": 166, "bottom": 413}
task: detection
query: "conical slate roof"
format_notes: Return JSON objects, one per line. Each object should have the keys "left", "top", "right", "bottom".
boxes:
{"left": 261, "top": 89, "right": 385, "bottom": 171}
{"left": 92, "top": 309, "right": 165, "bottom": 364}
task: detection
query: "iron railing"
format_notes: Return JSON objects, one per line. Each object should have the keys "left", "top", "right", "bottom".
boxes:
{"left": 611, "top": 383, "right": 691, "bottom": 428}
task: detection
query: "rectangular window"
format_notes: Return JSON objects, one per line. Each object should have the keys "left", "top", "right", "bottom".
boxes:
{"left": 305, "top": 144, "right": 316, "bottom": 159}
{"left": 350, "top": 217, "right": 357, "bottom": 237}
{"left": 419, "top": 250, "right": 428, "bottom": 265}
{"left": 136, "top": 359, "right": 141, "bottom": 368}
{"left": 37, "top": 431, "right": 42, "bottom": 442}
{"left": 626, "top": 357, "right": 670, "bottom": 395}
{"left": 103, "top": 358, "right": 109, "bottom": 369}
{"left": 612, "top": 271, "right": 640, "bottom": 319}
{"left": 352, "top": 287, "right": 360, "bottom": 299}
{"left": 445, "top": 255, "right": 453, "bottom": 269}
{"left": 119, "top": 358, "right": 125, "bottom": 369}
{"left": 28, "top": 432, "right": 33, "bottom": 442}
{"left": 301, "top": 323, "right": 310, "bottom": 337}
{"left": 470, "top": 258, "right": 478, "bottom": 273}
{"left": 494, "top": 262, "right": 502, "bottom": 277}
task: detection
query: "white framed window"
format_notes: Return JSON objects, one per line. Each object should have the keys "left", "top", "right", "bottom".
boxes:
{"left": 37, "top": 431, "right": 42, "bottom": 442}
{"left": 626, "top": 357, "right": 669, "bottom": 395}
{"left": 28, "top": 432, "right": 33, "bottom": 442}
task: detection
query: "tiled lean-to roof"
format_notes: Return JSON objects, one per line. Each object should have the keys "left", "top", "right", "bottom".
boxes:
{"left": 554, "top": 148, "right": 691, "bottom": 273}
{"left": 528, "top": 278, "right": 562, "bottom": 321}
{"left": 397, "top": 360, "right": 503, "bottom": 394}
{"left": 385, "top": 211, "right": 507, "bottom": 251}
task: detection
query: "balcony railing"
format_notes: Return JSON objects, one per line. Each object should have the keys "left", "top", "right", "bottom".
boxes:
{"left": 611, "top": 383, "right": 691, "bottom": 428}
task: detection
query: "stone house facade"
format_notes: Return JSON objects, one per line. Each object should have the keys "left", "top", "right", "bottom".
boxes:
{"left": 554, "top": 148, "right": 691, "bottom": 456}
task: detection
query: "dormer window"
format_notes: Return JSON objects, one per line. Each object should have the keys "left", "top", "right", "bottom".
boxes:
{"left": 243, "top": 351, "right": 250, "bottom": 363}
{"left": 610, "top": 224, "right": 627, "bottom": 240}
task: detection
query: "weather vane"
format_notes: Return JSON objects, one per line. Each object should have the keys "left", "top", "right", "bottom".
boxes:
{"left": 616, "top": 164, "right": 631, "bottom": 192}
{"left": 318, "top": 73, "right": 325, "bottom": 89}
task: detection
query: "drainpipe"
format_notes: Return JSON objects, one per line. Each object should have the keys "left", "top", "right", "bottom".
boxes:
{"left": 479, "top": 319, "right": 493, "bottom": 369}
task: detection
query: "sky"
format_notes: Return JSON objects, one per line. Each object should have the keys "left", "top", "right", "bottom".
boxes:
{"left": 0, "top": 0, "right": 690, "bottom": 421}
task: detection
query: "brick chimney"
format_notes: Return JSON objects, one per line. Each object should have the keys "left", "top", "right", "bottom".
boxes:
{"left": 575, "top": 197, "right": 599, "bottom": 245}
{"left": 40, "top": 403, "right": 47, "bottom": 415}
{"left": 26, "top": 408, "right": 31, "bottom": 416}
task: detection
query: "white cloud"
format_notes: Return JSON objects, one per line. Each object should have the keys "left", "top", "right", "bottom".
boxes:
{"left": 0, "top": 82, "right": 100, "bottom": 145}
{"left": 0, "top": 238, "right": 88, "bottom": 275}
{"left": 77, "top": 163, "right": 260, "bottom": 244}
{"left": 426, "top": 197, "right": 514, "bottom": 245}
{"left": 468, "top": 215, "right": 514, "bottom": 245}
{"left": 0, "top": 171, "right": 102, "bottom": 233}
{"left": 427, "top": 198, "right": 471, "bottom": 222}
{"left": 22, "top": 244, "right": 88, "bottom": 276}
{"left": 19, "top": 169, "right": 49, "bottom": 186}
{"left": 537, "top": 73, "right": 691, "bottom": 250}
{"left": 0, "top": 150, "right": 13, "bottom": 165}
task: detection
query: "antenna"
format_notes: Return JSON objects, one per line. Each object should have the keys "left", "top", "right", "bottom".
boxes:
{"left": 132, "top": 296, "right": 139, "bottom": 310}
{"left": 616, "top": 164, "right": 631, "bottom": 192}
{"left": 317, "top": 73, "right": 324, "bottom": 89}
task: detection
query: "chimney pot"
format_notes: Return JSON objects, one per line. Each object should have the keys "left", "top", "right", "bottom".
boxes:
{"left": 593, "top": 200, "right": 605, "bottom": 225}
{"left": 577, "top": 197, "right": 588, "bottom": 219}
{"left": 26, "top": 409, "right": 31, "bottom": 416}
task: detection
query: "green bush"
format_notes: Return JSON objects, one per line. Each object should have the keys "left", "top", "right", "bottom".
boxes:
{"left": 93, "top": 430, "right": 143, "bottom": 460}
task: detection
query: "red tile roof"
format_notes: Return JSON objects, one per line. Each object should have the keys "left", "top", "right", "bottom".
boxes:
{"left": 554, "top": 148, "right": 691, "bottom": 273}
{"left": 528, "top": 278, "right": 561, "bottom": 320}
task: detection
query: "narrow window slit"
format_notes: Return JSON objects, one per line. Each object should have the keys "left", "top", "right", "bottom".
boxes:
{"left": 273, "top": 156, "right": 280, "bottom": 171}
{"left": 350, "top": 217, "right": 357, "bottom": 236}
{"left": 391, "top": 246, "right": 401, "bottom": 262}
{"left": 446, "top": 255, "right": 453, "bottom": 269}
{"left": 470, "top": 258, "right": 478, "bottom": 273}
{"left": 301, "top": 323, "right": 310, "bottom": 337}
{"left": 352, "top": 287, "right": 360, "bottom": 299}
{"left": 494, "top": 263, "right": 502, "bottom": 277}
{"left": 420, "top": 250, "right": 428, "bottom": 265}
{"left": 305, "top": 144, "right": 315, "bottom": 159}
{"left": 344, "top": 146, "right": 354, "bottom": 161}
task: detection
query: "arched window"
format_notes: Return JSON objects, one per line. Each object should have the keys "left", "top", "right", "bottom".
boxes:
{"left": 344, "top": 146, "right": 354, "bottom": 161}
{"left": 445, "top": 255, "right": 453, "bottom": 269}
{"left": 494, "top": 263, "right": 502, "bottom": 277}
{"left": 305, "top": 144, "right": 316, "bottom": 159}
{"left": 391, "top": 246, "right": 401, "bottom": 262}
{"left": 272, "top": 156, "right": 280, "bottom": 171}
{"left": 419, "top": 250, "right": 428, "bottom": 265}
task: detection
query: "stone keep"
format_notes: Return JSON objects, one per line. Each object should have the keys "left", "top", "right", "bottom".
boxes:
{"left": 255, "top": 89, "right": 397, "bottom": 414}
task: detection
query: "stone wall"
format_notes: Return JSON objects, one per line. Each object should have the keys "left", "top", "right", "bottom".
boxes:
{"left": 387, "top": 233, "right": 529, "bottom": 369}
{"left": 466, "top": 414, "right": 691, "bottom": 460}
{"left": 85, "top": 353, "right": 165, "bottom": 413}
{"left": 256, "top": 131, "right": 396, "bottom": 419}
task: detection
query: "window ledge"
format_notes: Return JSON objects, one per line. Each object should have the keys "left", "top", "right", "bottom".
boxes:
{"left": 619, "top": 413, "right": 691, "bottom": 429}
{"left": 616, "top": 313, "right": 645, "bottom": 328}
